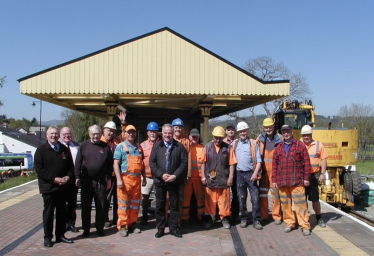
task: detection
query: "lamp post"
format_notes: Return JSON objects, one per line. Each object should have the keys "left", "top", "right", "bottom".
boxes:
{"left": 32, "top": 100, "right": 42, "bottom": 145}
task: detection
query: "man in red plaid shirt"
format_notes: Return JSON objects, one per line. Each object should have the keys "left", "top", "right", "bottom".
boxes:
{"left": 272, "top": 124, "right": 311, "bottom": 236}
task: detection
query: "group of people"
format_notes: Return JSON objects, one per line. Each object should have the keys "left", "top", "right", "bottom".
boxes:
{"left": 34, "top": 114, "right": 328, "bottom": 247}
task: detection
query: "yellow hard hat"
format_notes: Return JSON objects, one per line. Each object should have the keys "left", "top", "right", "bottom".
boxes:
{"left": 262, "top": 118, "right": 274, "bottom": 127}
{"left": 212, "top": 126, "right": 225, "bottom": 137}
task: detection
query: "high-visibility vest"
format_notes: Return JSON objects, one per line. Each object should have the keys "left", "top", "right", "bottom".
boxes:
{"left": 120, "top": 142, "right": 144, "bottom": 178}
{"left": 190, "top": 144, "right": 204, "bottom": 179}
{"left": 141, "top": 139, "right": 158, "bottom": 178}
{"left": 233, "top": 138, "right": 262, "bottom": 179}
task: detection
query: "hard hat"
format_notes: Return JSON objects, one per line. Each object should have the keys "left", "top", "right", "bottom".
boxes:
{"left": 104, "top": 121, "right": 116, "bottom": 130}
{"left": 146, "top": 122, "right": 159, "bottom": 131}
{"left": 212, "top": 126, "right": 225, "bottom": 137}
{"left": 172, "top": 118, "right": 184, "bottom": 127}
{"left": 190, "top": 128, "right": 200, "bottom": 136}
{"left": 226, "top": 123, "right": 236, "bottom": 129}
{"left": 301, "top": 125, "right": 313, "bottom": 134}
{"left": 125, "top": 125, "right": 136, "bottom": 132}
{"left": 262, "top": 118, "right": 274, "bottom": 127}
{"left": 236, "top": 121, "right": 249, "bottom": 132}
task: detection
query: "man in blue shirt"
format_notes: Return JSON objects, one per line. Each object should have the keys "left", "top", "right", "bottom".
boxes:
{"left": 233, "top": 121, "right": 263, "bottom": 230}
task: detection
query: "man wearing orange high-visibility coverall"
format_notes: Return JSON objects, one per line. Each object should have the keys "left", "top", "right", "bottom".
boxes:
{"left": 257, "top": 118, "right": 282, "bottom": 224}
{"left": 181, "top": 129, "right": 205, "bottom": 223}
{"left": 201, "top": 126, "right": 237, "bottom": 229}
{"left": 272, "top": 124, "right": 311, "bottom": 236}
{"left": 113, "top": 125, "right": 146, "bottom": 237}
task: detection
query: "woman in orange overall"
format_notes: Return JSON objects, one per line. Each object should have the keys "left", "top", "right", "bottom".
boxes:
{"left": 113, "top": 125, "right": 146, "bottom": 237}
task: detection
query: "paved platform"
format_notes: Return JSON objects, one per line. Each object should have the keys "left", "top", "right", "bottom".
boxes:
{"left": 1, "top": 180, "right": 374, "bottom": 256}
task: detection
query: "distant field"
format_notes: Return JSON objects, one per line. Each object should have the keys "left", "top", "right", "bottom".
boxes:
{"left": 355, "top": 161, "right": 374, "bottom": 175}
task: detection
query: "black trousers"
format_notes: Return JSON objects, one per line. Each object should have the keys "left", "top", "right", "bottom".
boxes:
{"left": 65, "top": 180, "right": 78, "bottom": 226}
{"left": 81, "top": 179, "right": 106, "bottom": 232}
{"left": 231, "top": 170, "right": 239, "bottom": 218}
{"left": 155, "top": 183, "right": 180, "bottom": 232}
{"left": 105, "top": 176, "right": 118, "bottom": 223}
{"left": 42, "top": 190, "right": 66, "bottom": 239}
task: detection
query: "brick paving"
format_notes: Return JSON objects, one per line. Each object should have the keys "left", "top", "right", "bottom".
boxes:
{"left": 2, "top": 181, "right": 371, "bottom": 256}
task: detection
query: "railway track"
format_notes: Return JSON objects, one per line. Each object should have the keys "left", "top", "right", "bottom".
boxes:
{"left": 350, "top": 210, "right": 374, "bottom": 227}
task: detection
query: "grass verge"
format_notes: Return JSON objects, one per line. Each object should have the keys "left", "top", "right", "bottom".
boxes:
{"left": 0, "top": 172, "right": 37, "bottom": 191}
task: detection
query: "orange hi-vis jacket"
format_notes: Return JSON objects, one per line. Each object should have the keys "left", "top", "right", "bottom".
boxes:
{"left": 181, "top": 144, "right": 205, "bottom": 220}
{"left": 175, "top": 137, "right": 191, "bottom": 178}
{"left": 303, "top": 140, "right": 328, "bottom": 173}
{"left": 116, "top": 142, "right": 144, "bottom": 230}
{"left": 232, "top": 138, "right": 261, "bottom": 179}
{"left": 256, "top": 132, "right": 283, "bottom": 221}
{"left": 141, "top": 138, "right": 159, "bottom": 178}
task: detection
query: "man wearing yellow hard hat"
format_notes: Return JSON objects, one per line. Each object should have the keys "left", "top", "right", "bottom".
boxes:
{"left": 200, "top": 126, "right": 237, "bottom": 229}
{"left": 257, "top": 118, "right": 283, "bottom": 225}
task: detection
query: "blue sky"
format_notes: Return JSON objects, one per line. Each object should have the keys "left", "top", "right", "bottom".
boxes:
{"left": 1, "top": 1, "right": 373, "bottom": 122}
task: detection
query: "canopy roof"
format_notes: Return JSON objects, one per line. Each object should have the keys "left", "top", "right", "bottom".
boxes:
{"left": 19, "top": 27, "right": 289, "bottom": 120}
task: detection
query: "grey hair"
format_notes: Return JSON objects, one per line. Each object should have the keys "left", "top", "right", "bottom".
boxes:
{"left": 162, "top": 124, "right": 173, "bottom": 133}
{"left": 88, "top": 124, "right": 102, "bottom": 134}
{"left": 47, "top": 125, "right": 60, "bottom": 133}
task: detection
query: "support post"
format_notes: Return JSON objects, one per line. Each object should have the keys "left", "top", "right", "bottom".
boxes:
{"left": 199, "top": 104, "right": 212, "bottom": 145}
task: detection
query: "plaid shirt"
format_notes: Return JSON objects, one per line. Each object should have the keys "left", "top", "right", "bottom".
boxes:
{"left": 272, "top": 137, "right": 311, "bottom": 187}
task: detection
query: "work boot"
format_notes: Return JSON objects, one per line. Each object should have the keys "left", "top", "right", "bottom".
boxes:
{"left": 204, "top": 218, "right": 213, "bottom": 229}
{"left": 284, "top": 226, "right": 292, "bottom": 233}
{"left": 317, "top": 218, "right": 326, "bottom": 228}
{"left": 129, "top": 223, "right": 140, "bottom": 233}
{"left": 302, "top": 229, "right": 311, "bottom": 236}
{"left": 274, "top": 220, "right": 282, "bottom": 225}
{"left": 253, "top": 221, "right": 263, "bottom": 230}
{"left": 140, "top": 211, "right": 148, "bottom": 225}
{"left": 119, "top": 226, "right": 128, "bottom": 237}
{"left": 240, "top": 220, "right": 248, "bottom": 228}
{"left": 222, "top": 217, "right": 230, "bottom": 229}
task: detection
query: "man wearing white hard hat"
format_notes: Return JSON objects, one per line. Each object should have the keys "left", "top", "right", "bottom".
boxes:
{"left": 301, "top": 125, "right": 328, "bottom": 228}
{"left": 232, "top": 121, "right": 263, "bottom": 230}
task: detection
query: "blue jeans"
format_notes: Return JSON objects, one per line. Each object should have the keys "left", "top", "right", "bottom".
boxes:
{"left": 237, "top": 170, "right": 261, "bottom": 222}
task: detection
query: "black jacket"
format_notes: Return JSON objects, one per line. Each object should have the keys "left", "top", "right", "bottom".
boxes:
{"left": 150, "top": 139, "right": 188, "bottom": 185}
{"left": 34, "top": 141, "right": 74, "bottom": 194}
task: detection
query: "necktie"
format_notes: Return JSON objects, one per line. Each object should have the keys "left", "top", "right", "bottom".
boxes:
{"left": 165, "top": 142, "right": 171, "bottom": 173}
{"left": 53, "top": 146, "right": 58, "bottom": 152}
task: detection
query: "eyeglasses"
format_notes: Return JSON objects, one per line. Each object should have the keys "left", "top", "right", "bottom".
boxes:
{"left": 61, "top": 133, "right": 71, "bottom": 136}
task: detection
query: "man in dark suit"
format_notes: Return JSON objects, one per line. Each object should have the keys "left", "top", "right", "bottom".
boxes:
{"left": 59, "top": 127, "right": 80, "bottom": 233}
{"left": 150, "top": 123, "right": 188, "bottom": 238}
{"left": 34, "top": 125, "right": 74, "bottom": 247}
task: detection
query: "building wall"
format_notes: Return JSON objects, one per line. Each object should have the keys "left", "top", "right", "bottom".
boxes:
{"left": 1, "top": 135, "right": 37, "bottom": 156}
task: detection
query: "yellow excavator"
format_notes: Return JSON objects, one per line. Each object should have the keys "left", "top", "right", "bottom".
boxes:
{"left": 273, "top": 100, "right": 360, "bottom": 207}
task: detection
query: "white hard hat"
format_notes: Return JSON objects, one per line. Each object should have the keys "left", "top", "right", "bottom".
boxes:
{"left": 104, "top": 121, "right": 116, "bottom": 130}
{"left": 301, "top": 125, "right": 313, "bottom": 134}
{"left": 236, "top": 121, "right": 249, "bottom": 132}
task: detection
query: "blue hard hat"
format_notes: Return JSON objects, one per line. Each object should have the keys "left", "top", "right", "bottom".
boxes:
{"left": 146, "top": 122, "right": 159, "bottom": 131}
{"left": 172, "top": 118, "right": 184, "bottom": 127}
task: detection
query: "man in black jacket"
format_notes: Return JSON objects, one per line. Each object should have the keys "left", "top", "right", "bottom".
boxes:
{"left": 75, "top": 124, "right": 113, "bottom": 238}
{"left": 34, "top": 125, "right": 74, "bottom": 247}
{"left": 150, "top": 123, "right": 188, "bottom": 238}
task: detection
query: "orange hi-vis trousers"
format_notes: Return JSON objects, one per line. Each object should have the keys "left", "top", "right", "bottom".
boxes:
{"left": 205, "top": 187, "right": 230, "bottom": 220}
{"left": 181, "top": 177, "right": 205, "bottom": 220}
{"left": 279, "top": 186, "right": 310, "bottom": 230}
{"left": 259, "top": 149, "right": 282, "bottom": 221}
{"left": 117, "top": 150, "right": 143, "bottom": 230}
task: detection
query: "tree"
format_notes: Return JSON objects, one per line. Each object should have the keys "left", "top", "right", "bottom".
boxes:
{"left": 227, "top": 56, "right": 312, "bottom": 135}
{"left": 337, "top": 103, "right": 374, "bottom": 142}
{"left": 60, "top": 109, "right": 105, "bottom": 142}
{"left": 0, "top": 76, "right": 5, "bottom": 107}
{"left": 243, "top": 56, "right": 312, "bottom": 116}
{"left": 7, "top": 117, "right": 38, "bottom": 131}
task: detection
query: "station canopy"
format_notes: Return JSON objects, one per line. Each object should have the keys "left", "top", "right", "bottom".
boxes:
{"left": 18, "top": 27, "right": 289, "bottom": 124}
